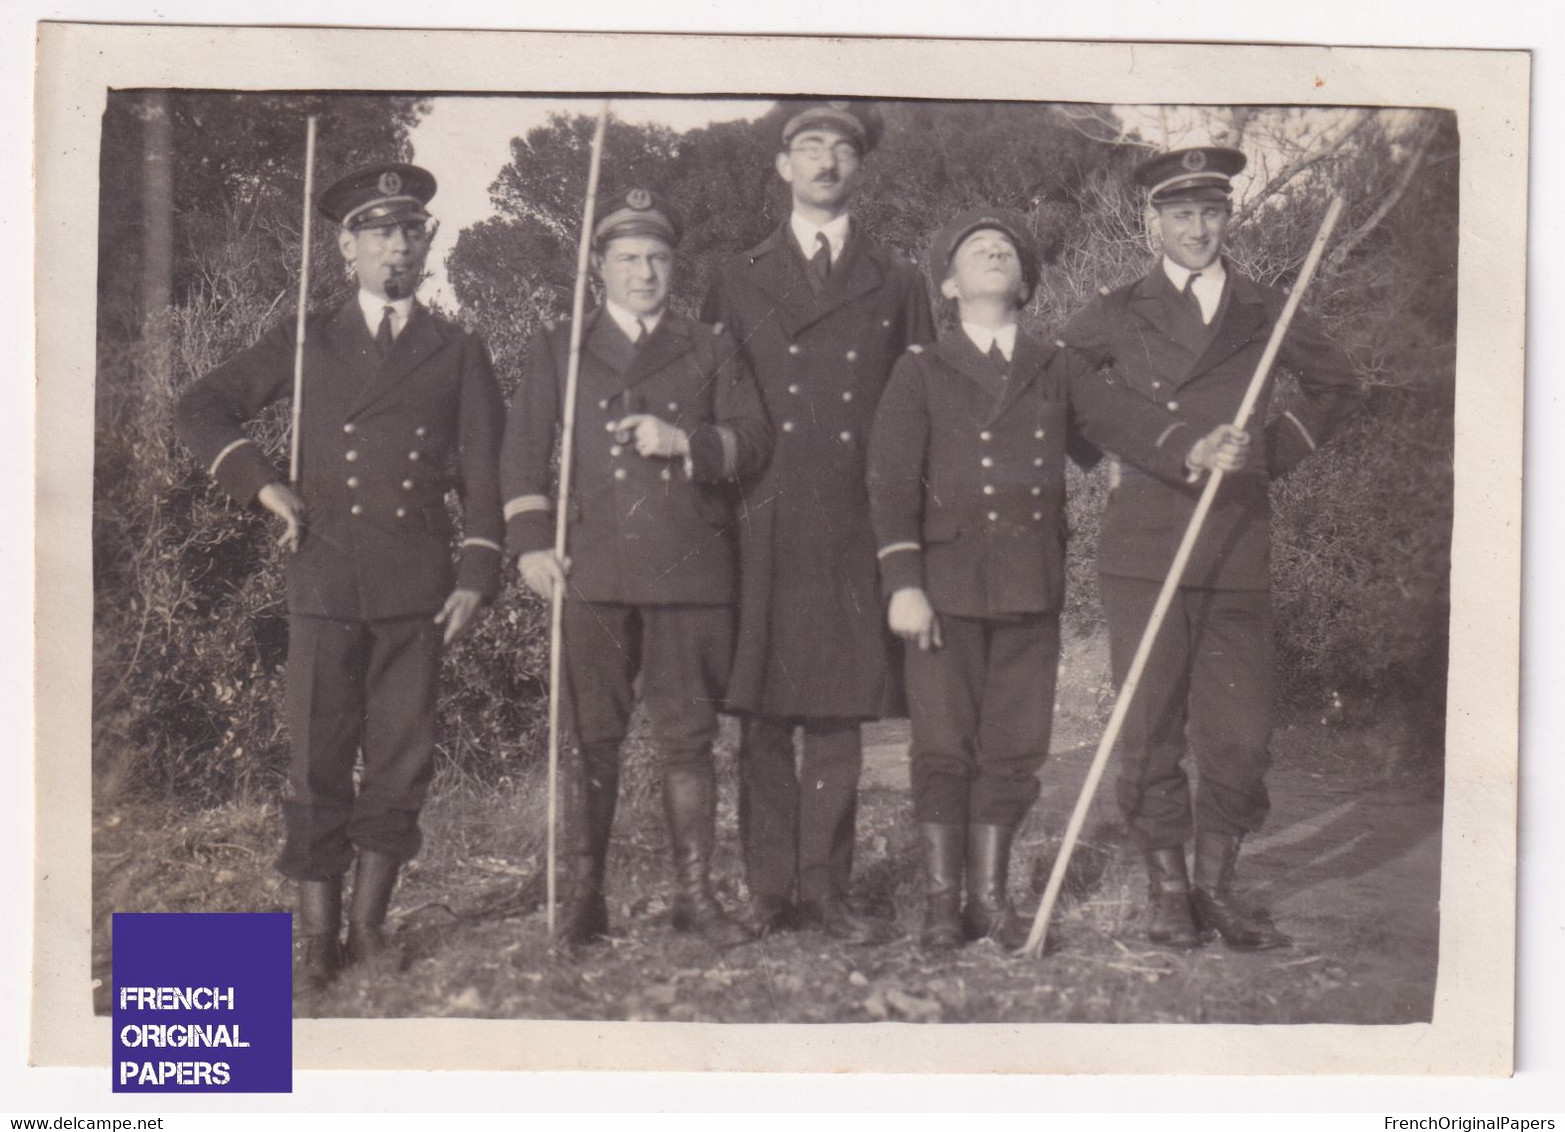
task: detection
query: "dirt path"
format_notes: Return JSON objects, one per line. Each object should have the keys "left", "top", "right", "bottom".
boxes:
{"left": 94, "top": 631, "right": 1443, "bottom": 1025}
{"left": 864, "top": 632, "right": 1443, "bottom": 1024}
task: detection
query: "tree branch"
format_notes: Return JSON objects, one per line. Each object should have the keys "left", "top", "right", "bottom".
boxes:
{"left": 1233, "top": 110, "right": 1375, "bottom": 225}
{"left": 1327, "top": 114, "right": 1440, "bottom": 268}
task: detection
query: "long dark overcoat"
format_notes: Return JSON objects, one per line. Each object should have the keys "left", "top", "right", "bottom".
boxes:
{"left": 174, "top": 300, "right": 506, "bottom": 619}
{"left": 500, "top": 309, "right": 772, "bottom": 606}
{"left": 702, "top": 223, "right": 935, "bottom": 719}
{"left": 1064, "top": 262, "right": 1364, "bottom": 590}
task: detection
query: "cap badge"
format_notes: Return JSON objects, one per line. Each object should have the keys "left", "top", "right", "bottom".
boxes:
{"left": 1182, "top": 150, "right": 1208, "bottom": 172}
{"left": 378, "top": 170, "right": 403, "bottom": 195}
{"left": 626, "top": 188, "right": 653, "bottom": 210}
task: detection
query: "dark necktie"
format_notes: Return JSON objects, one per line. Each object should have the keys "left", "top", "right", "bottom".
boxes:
{"left": 633, "top": 317, "right": 648, "bottom": 348}
{"left": 987, "top": 340, "right": 1011, "bottom": 378}
{"left": 375, "top": 305, "right": 395, "bottom": 358}
{"left": 808, "top": 232, "right": 832, "bottom": 293}
{"left": 1183, "top": 272, "right": 1206, "bottom": 324}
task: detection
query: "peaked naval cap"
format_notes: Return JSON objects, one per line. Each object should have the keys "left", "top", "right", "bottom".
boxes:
{"left": 592, "top": 187, "right": 684, "bottom": 249}
{"left": 317, "top": 163, "right": 436, "bottom": 230}
{"left": 1134, "top": 146, "right": 1247, "bottom": 205}
{"left": 779, "top": 99, "right": 885, "bottom": 154}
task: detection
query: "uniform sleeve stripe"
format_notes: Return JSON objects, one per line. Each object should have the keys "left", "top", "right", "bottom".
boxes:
{"left": 1283, "top": 411, "right": 1318, "bottom": 452}
{"left": 461, "top": 537, "right": 503, "bottom": 554}
{"left": 503, "top": 494, "right": 551, "bottom": 520}
{"left": 209, "top": 438, "right": 255, "bottom": 478}
{"left": 877, "top": 541, "right": 921, "bottom": 560}
{"left": 715, "top": 425, "right": 739, "bottom": 480}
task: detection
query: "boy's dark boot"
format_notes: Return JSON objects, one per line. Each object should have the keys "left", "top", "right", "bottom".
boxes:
{"left": 962, "top": 824, "right": 1029, "bottom": 950}
{"left": 663, "top": 762, "right": 755, "bottom": 950}
{"left": 295, "top": 876, "right": 344, "bottom": 990}
{"left": 919, "top": 822, "right": 966, "bottom": 950}
{"left": 1143, "top": 845, "right": 1202, "bottom": 949}
{"left": 345, "top": 850, "right": 400, "bottom": 965}
{"left": 1190, "top": 831, "right": 1292, "bottom": 951}
{"left": 557, "top": 742, "right": 619, "bottom": 945}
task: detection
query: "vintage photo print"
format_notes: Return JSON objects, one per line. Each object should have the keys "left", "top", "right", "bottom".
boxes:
{"left": 34, "top": 25, "right": 1526, "bottom": 1076}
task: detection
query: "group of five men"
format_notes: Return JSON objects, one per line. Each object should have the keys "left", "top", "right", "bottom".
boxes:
{"left": 175, "top": 99, "right": 1363, "bottom": 989}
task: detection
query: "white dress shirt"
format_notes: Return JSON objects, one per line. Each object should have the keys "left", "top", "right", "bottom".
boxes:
{"left": 790, "top": 211, "right": 851, "bottom": 265}
{"left": 604, "top": 300, "right": 663, "bottom": 343}
{"left": 961, "top": 321, "right": 1018, "bottom": 363}
{"left": 357, "top": 290, "right": 415, "bottom": 340}
{"left": 1161, "top": 257, "right": 1227, "bottom": 325}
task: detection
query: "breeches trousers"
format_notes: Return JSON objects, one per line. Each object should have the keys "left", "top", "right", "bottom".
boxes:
{"left": 1099, "top": 576, "right": 1274, "bottom": 847}
{"left": 279, "top": 613, "right": 442, "bottom": 879}
{"left": 903, "top": 611, "right": 1059, "bottom": 827}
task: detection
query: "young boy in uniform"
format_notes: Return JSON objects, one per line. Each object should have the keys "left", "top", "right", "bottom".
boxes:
{"left": 867, "top": 208, "right": 1249, "bottom": 949}
{"left": 501, "top": 188, "right": 772, "bottom": 948}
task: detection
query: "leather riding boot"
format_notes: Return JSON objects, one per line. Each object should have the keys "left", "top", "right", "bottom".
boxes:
{"left": 1191, "top": 831, "right": 1292, "bottom": 951}
{"left": 663, "top": 763, "right": 754, "bottom": 949}
{"left": 345, "top": 850, "right": 400, "bottom": 965}
{"left": 557, "top": 742, "right": 619, "bottom": 945}
{"left": 919, "top": 823, "right": 965, "bottom": 950}
{"left": 1143, "top": 845, "right": 1202, "bottom": 949}
{"left": 295, "top": 877, "right": 343, "bottom": 990}
{"left": 962, "top": 824, "right": 1029, "bottom": 950}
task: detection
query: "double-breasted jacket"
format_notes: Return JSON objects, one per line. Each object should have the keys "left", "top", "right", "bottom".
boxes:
{"left": 174, "top": 299, "right": 506, "bottom": 621}
{"left": 1064, "top": 262, "right": 1364, "bottom": 591}
{"left": 501, "top": 309, "right": 772, "bottom": 606}
{"left": 868, "top": 329, "right": 1199, "bottom": 619}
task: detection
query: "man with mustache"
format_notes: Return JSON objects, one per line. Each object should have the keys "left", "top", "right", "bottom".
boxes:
{"left": 1063, "top": 147, "right": 1364, "bottom": 951}
{"left": 703, "top": 100, "right": 935, "bottom": 943}
{"left": 175, "top": 163, "right": 505, "bottom": 988}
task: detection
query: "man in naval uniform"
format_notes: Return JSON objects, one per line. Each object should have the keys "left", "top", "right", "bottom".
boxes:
{"left": 502, "top": 188, "right": 772, "bottom": 949}
{"left": 175, "top": 163, "right": 506, "bottom": 988}
{"left": 1063, "top": 147, "right": 1365, "bottom": 951}
{"left": 702, "top": 100, "right": 936, "bottom": 943}
{"left": 868, "top": 207, "right": 1249, "bottom": 951}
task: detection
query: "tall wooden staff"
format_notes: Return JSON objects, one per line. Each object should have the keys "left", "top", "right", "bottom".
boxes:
{"left": 288, "top": 115, "right": 319, "bottom": 486}
{"left": 545, "top": 101, "right": 612, "bottom": 934}
{"left": 1022, "top": 196, "right": 1347, "bottom": 958}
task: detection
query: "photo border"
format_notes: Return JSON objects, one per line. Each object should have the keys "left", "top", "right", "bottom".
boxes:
{"left": 34, "top": 24, "right": 1527, "bottom": 1077}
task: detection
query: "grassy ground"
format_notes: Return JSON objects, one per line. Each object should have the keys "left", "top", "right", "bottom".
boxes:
{"left": 91, "top": 635, "right": 1443, "bottom": 1025}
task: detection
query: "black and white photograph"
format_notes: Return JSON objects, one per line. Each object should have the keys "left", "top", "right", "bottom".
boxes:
{"left": 28, "top": 22, "right": 1529, "bottom": 1085}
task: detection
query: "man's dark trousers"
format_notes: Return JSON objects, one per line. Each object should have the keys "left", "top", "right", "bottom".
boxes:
{"left": 903, "top": 612, "right": 1058, "bottom": 828}
{"left": 279, "top": 613, "right": 443, "bottom": 879}
{"left": 1099, "top": 576, "right": 1274, "bottom": 848}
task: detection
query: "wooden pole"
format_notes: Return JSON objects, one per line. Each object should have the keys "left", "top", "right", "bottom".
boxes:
{"left": 1022, "top": 196, "right": 1346, "bottom": 958}
{"left": 545, "top": 102, "right": 612, "bottom": 935}
{"left": 288, "top": 115, "right": 318, "bottom": 486}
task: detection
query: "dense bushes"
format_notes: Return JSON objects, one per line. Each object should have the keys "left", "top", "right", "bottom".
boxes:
{"left": 93, "top": 95, "right": 1458, "bottom": 807}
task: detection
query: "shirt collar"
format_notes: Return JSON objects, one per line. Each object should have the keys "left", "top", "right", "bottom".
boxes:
{"left": 604, "top": 300, "right": 663, "bottom": 342}
{"left": 961, "top": 321, "right": 1018, "bottom": 361}
{"left": 357, "top": 290, "right": 415, "bottom": 335}
{"left": 790, "top": 211, "right": 851, "bottom": 263}
{"left": 1161, "top": 256, "right": 1226, "bottom": 293}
